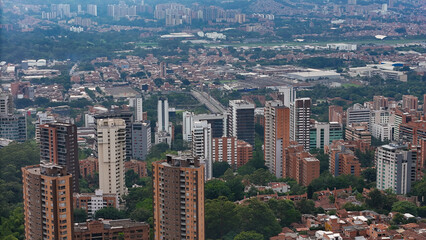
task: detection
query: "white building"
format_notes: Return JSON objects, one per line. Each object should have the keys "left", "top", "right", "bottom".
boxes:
{"left": 73, "top": 189, "right": 119, "bottom": 217}
{"left": 347, "top": 103, "right": 371, "bottom": 125}
{"left": 277, "top": 85, "right": 296, "bottom": 107}
{"left": 182, "top": 111, "right": 194, "bottom": 142}
{"left": 157, "top": 98, "right": 170, "bottom": 133}
{"left": 371, "top": 123, "right": 394, "bottom": 141}
{"left": 376, "top": 144, "right": 414, "bottom": 194}
{"left": 130, "top": 97, "right": 143, "bottom": 122}
{"left": 327, "top": 43, "right": 357, "bottom": 51}
{"left": 290, "top": 98, "right": 311, "bottom": 151}
{"left": 87, "top": 4, "right": 98, "bottom": 16}
{"left": 97, "top": 118, "right": 127, "bottom": 199}
{"left": 192, "top": 121, "right": 212, "bottom": 180}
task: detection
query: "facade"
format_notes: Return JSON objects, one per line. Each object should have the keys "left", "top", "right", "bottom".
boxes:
{"left": 95, "top": 111, "right": 134, "bottom": 160}
{"left": 152, "top": 155, "right": 205, "bottom": 240}
{"left": 79, "top": 156, "right": 98, "bottom": 178}
{"left": 97, "top": 118, "right": 127, "bottom": 198}
{"left": 130, "top": 97, "right": 143, "bottom": 122}
{"left": 87, "top": 4, "right": 97, "bottom": 16}
{"left": 131, "top": 121, "right": 151, "bottom": 161}
{"left": 194, "top": 113, "right": 227, "bottom": 138}
{"left": 264, "top": 100, "right": 290, "bottom": 177}
{"left": 345, "top": 123, "right": 372, "bottom": 145}
{"left": 73, "top": 189, "right": 118, "bottom": 216}
{"left": 227, "top": 100, "right": 255, "bottom": 146}
{"left": 40, "top": 122, "right": 80, "bottom": 193}
{"left": 22, "top": 163, "right": 74, "bottom": 240}
{"left": 182, "top": 111, "right": 194, "bottom": 141}
{"left": 35, "top": 112, "right": 56, "bottom": 142}
{"left": 329, "top": 122, "right": 344, "bottom": 143}
{"left": 74, "top": 219, "right": 149, "bottom": 240}
{"left": 329, "top": 105, "right": 345, "bottom": 125}
{"left": 346, "top": 103, "right": 370, "bottom": 125}
{"left": 371, "top": 123, "right": 394, "bottom": 141}
{"left": 328, "top": 142, "right": 361, "bottom": 177}
{"left": 402, "top": 95, "right": 418, "bottom": 111}
{"left": 301, "top": 157, "right": 321, "bottom": 186}
{"left": 157, "top": 98, "right": 170, "bottom": 133}
{"left": 290, "top": 98, "right": 311, "bottom": 151}
{"left": 124, "top": 159, "right": 148, "bottom": 178}
{"left": 0, "top": 92, "right": 13, "bottom": 115}
{"left": 376, "top": 144, "right": 414, "bottom": 194}
{"left": 0, "top": 114, "right": 27, "bottom": 142}
{"left": 369, "top": 109, "right": 394, "bottom": 131}
{"left": 192, "top": 121, "right": 212, "bottom": 180}
{"left": 283, "top": 142, "right": 320, "bottom": 186}
{"left": 212, "top": 137, "right": 252, "bottom": 168}
{"left": 309, "top": 121, "right": 330, "bottom": 150}
{"left": 277, "top": 85, "right": 296, "bottom": 107}
{"left": 373, "top": 96, "right": 389, "bottom": 110}
{"left": 399, "top": 120, "right": 426, "bottom": 145}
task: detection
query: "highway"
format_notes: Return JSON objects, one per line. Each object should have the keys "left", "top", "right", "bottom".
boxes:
{"left": 190, "top": 90, "right": 226, "bottom": 114}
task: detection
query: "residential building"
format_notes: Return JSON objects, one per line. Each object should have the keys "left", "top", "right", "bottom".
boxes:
{"left": 130, "top": 97, "right": 143, "bottom": 122}
{"left": 74, "top": 219, "right": 149, "bottom": 240}
{"left": 35, "top": 112, "right": 55, "bottom": 142}
{"left": 97, "top": 119, "right": 127, "bottom": 198}
{"left": 0, "top": 114, "right": 27, "bottom": 142}
{"left": 157, "top": 98, "right": 170, "bottom": 133}
{"left": 95, "top": 111, "right": 134, "bottom": 160}
{"left": 330, "top": 122, "right": 344, "bottom": 143}
{"left": 345, "top": 123, "right": 372, "bottom": 145}
{"left": 399, "top": 120, "right": 426, "bottom": 145}
{"left": 346, "top": 103, "right": 370, "bottom": 125}
{"left": 192, "top": 121, "right": 212, "bottom": 179}
{"left": 182, "top": 111, "right": 194, "bottom": 141}
{"left": 87, "top": 4, "right": 97, "bottom": 16}
{"left": 402, "top": 95, "right": 418, "bottom": 111}
{"left": 124, "top": 159, "right": 148, "bottom": 178}
{"left": 371, "top": 123, "right": 394, "bottom": 141}
{"left": 73, "top": 189, "right": 118, "bottom": 216}
{"left": 40, "top": 122, "right": 79, "bottom": 193}
{"left": 373, "top": 96, "right": 389, "bottom": 110}
{"left": 227, "top": 100, "right": 255, "bottom": 146}
{"left": 152, "top": 155, "right": 204, "bottom": 240}
{"left": 0, "top": 92, "right": 13, "bottom": 115}
{"left": 328, "top": 142, "right": 361, "bottom": 177}
{"left": 264, "top": 100, "right": 290, "bottom": 177}
{"left": 301, "top": 157, "right": 321, "bottom": 186}
{"left": 329, "top": 105, "right": 345, "bottom": 125}
{"left": 376, "top": 144, "right": 414, "bottom": 194}
{"left": 131, "top": 121, "right": 151, "bottom": 160}
{"left": 22, "top": 163, "right": 74, "bottom": 240}
{"left": 212, "top": 137, "right": 252, "bottom": 169}
{"left": 309, "top": 121, "right": 330, "bottom": 150}
{"left": 194, "top": 113, "right": 227, "bottom": 138}
{"left": 290, "top": 98, "right": 311, "bottom": 151}
{"left": 283, "top": 142, "right": 320, "bottom": 186}
{"left": 79, "top": 157, "right": 98, "bottom": 178}
{"left": 277, "top": 85, "right": 296, "bottom": 107}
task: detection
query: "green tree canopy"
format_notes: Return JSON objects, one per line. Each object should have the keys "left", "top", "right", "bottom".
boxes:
{"left": 205, "top": 197, "right": 241, "bottom": 239}
{"left": 234, "top": 231, "right": 264, "bottom": 240}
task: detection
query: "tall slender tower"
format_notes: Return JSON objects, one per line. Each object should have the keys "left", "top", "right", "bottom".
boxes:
{"left": 97, "top": 118, "right": 127, "bottom": 198}
{"left": 192, "top": 121, "right": 212, "bottom": 179}
{"left": 157, "top": 98, "right": 169, "bottom": 133}
{"left": 40, "top": 122, "right": 80, "bottom": 193}
{"left": 182, "top": 111, "right": 194, "bottom": 142}
{"left": 227, "top": 100, "right": 255, "bottom": 146}
{"left": 264, "top": 100, "right": 290, "bottom": 177}
{"left": 130, "top": 97, "right": 143, "bottom": 122}
{"left": 22, "top": 163, "right": 74, "bottom": 240}
{"left": 290, "top": 98, "right": 311, "bottom": 151}
{"left": 153, "top": 155, "right": 205, "bottom": 240}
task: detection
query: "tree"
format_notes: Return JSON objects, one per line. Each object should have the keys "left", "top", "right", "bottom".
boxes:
{"left": 296, "top": 199, "right": 316, "bottom": 214}
{"left": 237, "top": 199, "right": 281, "bottom": 238}
{"left": 365, "top": 189, "right": 397, "bottom": 213}
{"left": 205, "top": 179, "right": 231, "bottom": 200}
{"left": 362, "top": 168, "right": 376, "bottom": 183}
{"left": 234, "top": 231, "right": 264, "bottom": 240}
{"left": 391, "top": 201, "right": 418, "bottom": 216}
{"left": 130, "top": 208, "right": 151, "bottom": 222}
{"left": 74, "top": 208, "right": 88, "bottom": 223}
{"left": 125, "top": 169, "right": 140, "bottom": 188}
{"left": 268, "top": 199, "right": 301, "bottom": 227}
{"left": 205, "top": 197, "right": 241, "bottom": 239}
{"left": 213, "top": 161, "right": 231, "bottom": 178}
{"left": 247, "top": 169, "right": 275, "bottom": 185}
{"left": 94, "top": 207, "right": 126, "bottom": 220}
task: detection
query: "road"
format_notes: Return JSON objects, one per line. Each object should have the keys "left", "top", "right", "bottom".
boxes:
{"left": 191, "top": 90, "right": 226, "bottom": 114}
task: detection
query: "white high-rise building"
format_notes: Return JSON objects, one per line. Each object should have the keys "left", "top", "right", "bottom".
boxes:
{"left": 183, "top": 111, "right": 194, "bottom": 142}
{"left": 278, "top": 86, "right": 296, "bottom": 107}
{"left": 87, "top": 4, "right": 98, "bottom": 16}
{"left": 97, "top": 118, "right": 127, "bottom": 199}
{"left": 290, "top": 98, "right": 311, "bottom": 151}
{"left": 0, "top": 92, "right": 13, "bottom": 116}
{"left": 130, "top": 97, "right": 143, "bottom": 122}
{"left": 157, "top": 98, "right": 169, "bottom": 133}
{"left": 192, "top": 121, "right": 212, "bottom": 180}
{"left": 347, "top": 103, "right": 370, "bottom": 125}
{"left": 376, "top": 144, "right": 414, "bottom": 194}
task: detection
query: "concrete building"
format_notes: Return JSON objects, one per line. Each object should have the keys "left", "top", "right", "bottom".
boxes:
{"left": 97, "top": 119, "right": 127, "bottom": 199}
{"left": 79, "top": 156, "right": 98, "bottom": 178}
{"left": 309, "top": 121, "right": 330, "bottom": 150}
{"left": 402, "top": 95, "right": 418, "bottom": 111}
{"left": 192, "top": 121, "right": 212, "bottom": 180}
{"left": 277, "top": 85, "right": 296, "bottom": 107}
{"left": 345, "top": 123, "right": 372, "bottom": 145}
{"left": 152, "top": 155, "right": 204, "bottom": 240}
{"left": 376, "top": 144, "right": 414, "bottom": 194}
{"left": 328, "top": 142, "right": 361, "bottom": 177}
{"left": 35, "top": 112, "right": 55, "bottom": 142}
{"left": 22, "top": 163, "right": 74, "bottom": 240}
{"left": 157, "top": 98, "right": 170, "bottom": 133}
{"left": 0, "top": 92, "right": 13, "bottom": 115}
{"left": 264, "top": 100, "right": 290, "bottom": 177}
{"left": 347, "top": 103, "right": 370, "bottom": 125}
{"left": 73, "top": 189, "right": 118, "bottom": 217}
{"left": 329, "top": 105, "right": 345, "bottom": 125}
{"left": 282, "top": 142, "right": 320, "bottom": 186}
{"left": 74, "top": 219, "right": 149, "bottom": 240}
{"left": 194, "top": 113, "right": 227, "bottom": 138}
{"left": 290, "top": 98, "right": 311, "bottom": 151}
{"left": 0, "top": 114, "right": 27, "bottom": 142}
{"left": 369, "top": 109, "right": 394, "bottom": 132}
{"left": 87, "top": 4, "right": 97, "bottom": 16}
{"left": 371, "top": 123, "right": 394, "bottom": 141}
{"left": 40, "top": 122, "right": 80, "bottom": 193}
{"left": 227, "top": 100, "right": 255, "bottom": 146}
{"left": 182, "top": 111, "right": 194, "bottom": 141}
{"left": 125, "top": 159, "right": 148, "bottom": 178}
{"left": 131, "top": 121, "right": 151, "bottom": 160}
{"left": 95, "top": 111, "right": 134, "bottom": 160}
{"left": 399, "top": 120, "right": 426, "bottom": 145}
{"left": 373, "top": 96, "right": 389, "bottom": 110}
{"left": 130, "top": 97, "right": 143, "bottom": 122}
{"left": 212, "top": 137, "right": 252, "bottom": 169}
